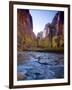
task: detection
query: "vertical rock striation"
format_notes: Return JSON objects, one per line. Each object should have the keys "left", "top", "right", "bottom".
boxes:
{"left": 17, "top": 9, "right": 36, "bottom": 50}
{"left": 37, "top": 11, "right": 64, "bottom": 48}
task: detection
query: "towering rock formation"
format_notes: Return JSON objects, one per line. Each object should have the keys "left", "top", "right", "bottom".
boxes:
{"left": 17, "top": 9, "right": 36, "bottom": 50}
{"left": 52, "top": 11, "right": 64, "bottom": 47}
{"left": 42, "top": 11, "right": 64, "bottom": 39}
{"left": 52, "top": 11, "right": 64, "bottom": 36}
{"left": 37, "top": 11, "right": 64, "bottom": 48}
{"left": 37, "top": 31, "right": 43, "bottom": 39}
{"left": 42, "top": 23, "right": 55, "bottom": 47}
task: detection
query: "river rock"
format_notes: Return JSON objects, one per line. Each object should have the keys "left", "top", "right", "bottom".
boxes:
{"left": 49, "top": 65, "right": 64, "bottom": 78}
{"left": 38, "top": 58, "right": 58, "bottom": 65}
{"left": 17, "top": 72, "right": 27, "bottom": 80}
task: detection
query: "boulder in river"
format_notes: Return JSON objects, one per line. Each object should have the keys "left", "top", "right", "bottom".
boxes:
{"left": 17, "top": 72, "right": 27, "bottom": 80}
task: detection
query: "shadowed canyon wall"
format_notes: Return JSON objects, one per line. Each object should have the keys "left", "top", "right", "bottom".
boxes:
{"left": 17, "top": 9, "right": 36, "bottom": 50}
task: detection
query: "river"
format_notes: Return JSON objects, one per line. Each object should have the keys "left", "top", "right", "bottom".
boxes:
{"left": 17, "top": 51, "right": 64, "bottom": 80}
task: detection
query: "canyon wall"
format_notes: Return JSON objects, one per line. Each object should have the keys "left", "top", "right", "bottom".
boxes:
{"left": 37, "top": 11, "right": 64, "bottom": 48}
{"left": 17, "top": 10, "right": 64, "bottom": 50}
{"left": 17, "top": 9, "right": 36, "bottom": 50}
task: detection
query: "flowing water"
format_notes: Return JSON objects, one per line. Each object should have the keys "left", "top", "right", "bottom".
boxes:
{"left": 17, "top": 51, "right": 64, "bottom": 80}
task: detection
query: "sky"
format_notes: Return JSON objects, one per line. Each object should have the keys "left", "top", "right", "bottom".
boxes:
{"left": 30, "top": 9, "right": 57, "bottom": 36}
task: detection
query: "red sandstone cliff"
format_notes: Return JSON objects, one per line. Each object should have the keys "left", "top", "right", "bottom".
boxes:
{"left": 17, "top": 9, "right": 36, "bottom": 50}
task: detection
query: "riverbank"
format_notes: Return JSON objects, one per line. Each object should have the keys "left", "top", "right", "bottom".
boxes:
{"left": 21, "top": 47, "right": 64, "bottom": 53}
